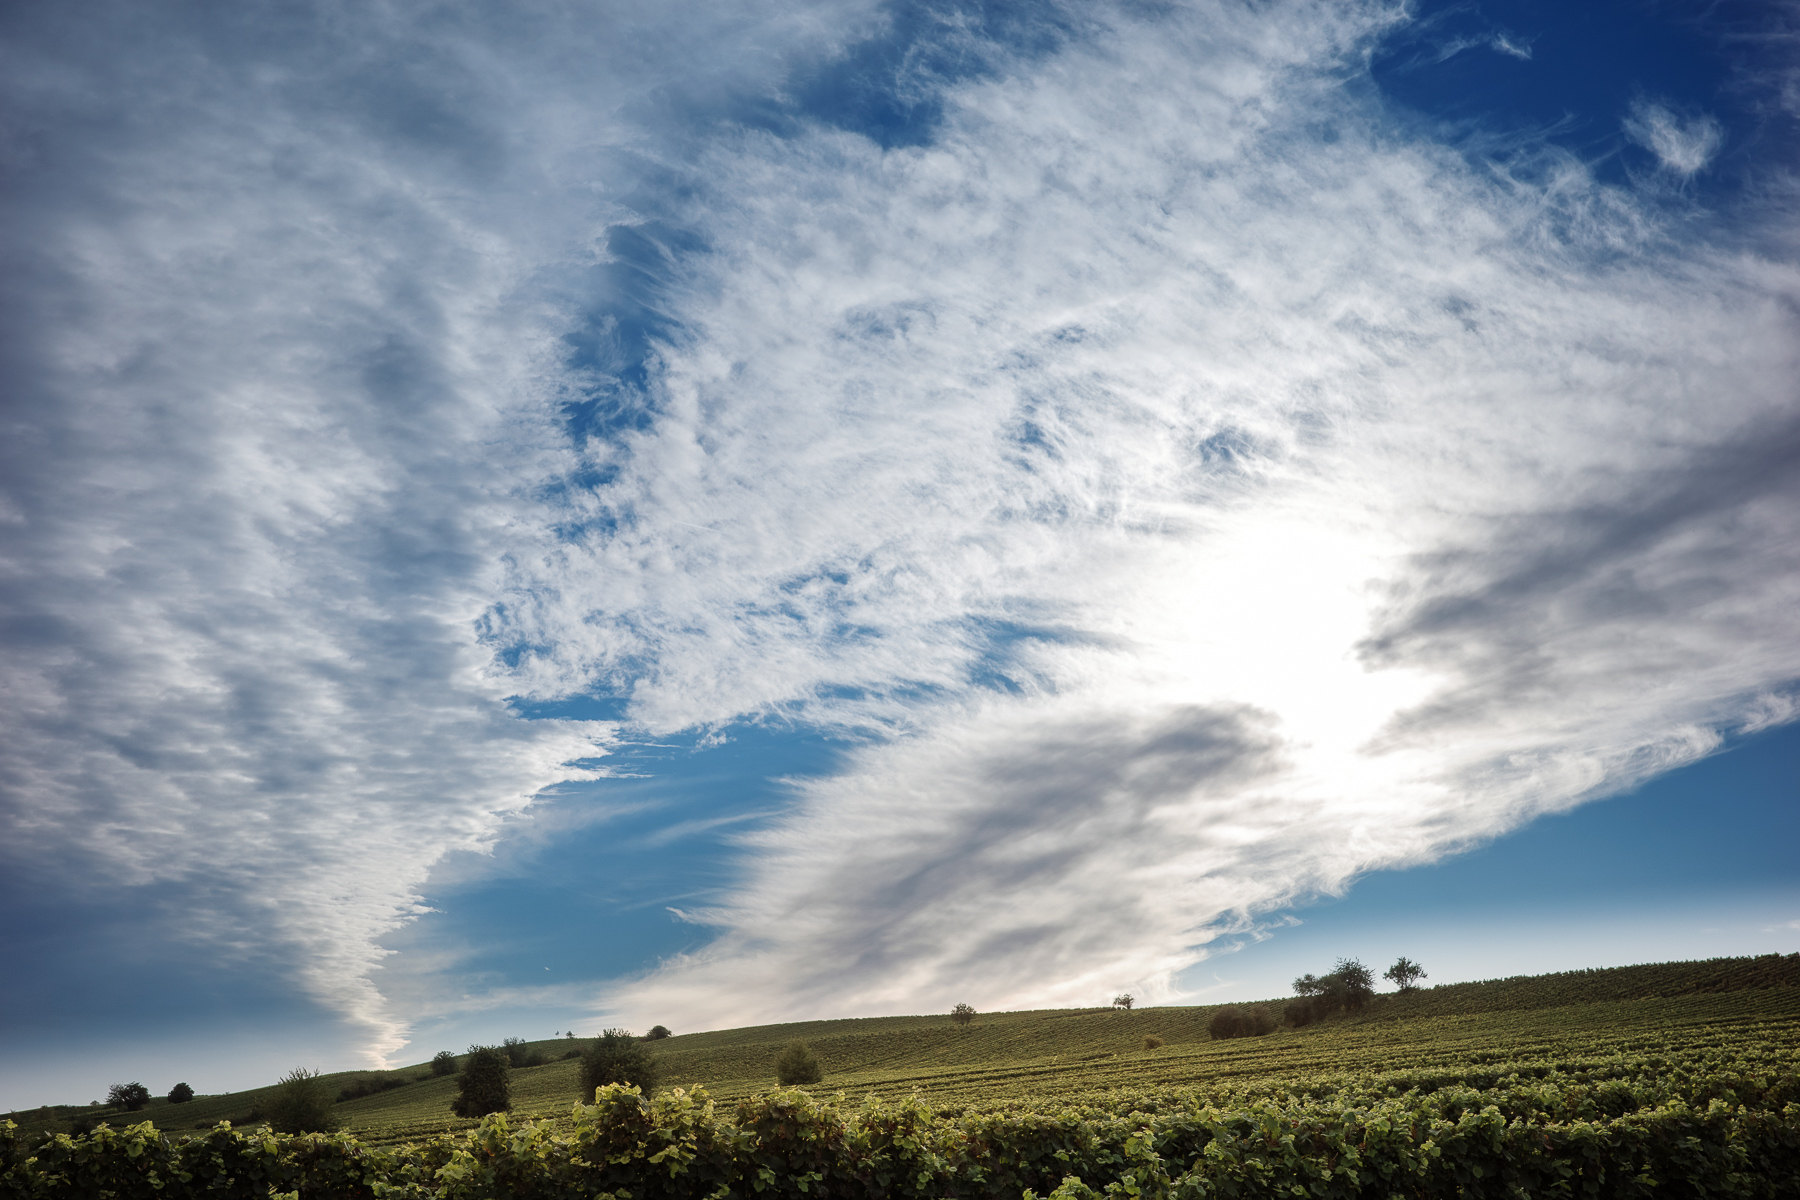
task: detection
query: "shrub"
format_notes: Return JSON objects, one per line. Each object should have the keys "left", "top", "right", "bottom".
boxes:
{"left": 105, "top": 1082, "right": 150, "bottom": 1112}
{"left": 264, "top": 1068, "right": 340, "bottom": 1134}
{"left": 580, "top": 1028, "right": 658, "bottom": 1099}
{"left": 1143, "top": 1035, "right": 1165, "bottom": 1050}
{"left": 451, "top": 1046, "right": 512, "bottom": 1118}
{"left": 1283, "top": 1000, "right": 1315, "bottom": 1028}
{"left": 1208, "top": 1006, "right": 1276, "bottom": 1039}
{"left": 430, "top": 1050, "right": 458, "bottom": 1076}
{"left": 645, "top": 1024, "right": 673, "bottom": 1040}
{"left": 336, "top": 1072, "right": 413, "bottom": 1102}
{"left": 502, "top": 1036, "right": 545, "bottom": 1068}
{"left": 166, "top": 1081, "right": 195, "bottom": 1104}
{"left": 775, "top": 1040, "right": 823, "bottom": 1086}
{"left": 951, "top": 1002, "right": 976, "bottom": 1027}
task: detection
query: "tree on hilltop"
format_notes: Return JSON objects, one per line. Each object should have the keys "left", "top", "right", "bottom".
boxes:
{"left": 1112, "top": 994, "right": 1135, "bottom": 1011}
{"left": 1383, "top": 956, "right": 1427, "bottom": 991}
{"left": 951, "top": 1003, "right": 976, "bottom": 1027}
{"left": 644, "top": 1024, "right": 673, "bottom": 1040}
{"left": 167, "top": 1082, "right": 194, "bottom": 1104}
{"left": 430, "top": 1050, "right": 458, "bottom": 1076}
{"left": 106, "top": 1083, "right": 150, "bottom": 1112}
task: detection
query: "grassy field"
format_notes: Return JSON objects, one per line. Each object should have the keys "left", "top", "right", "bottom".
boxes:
{"left": 10, "top": 953, "right": 1797, "bottom": 1148}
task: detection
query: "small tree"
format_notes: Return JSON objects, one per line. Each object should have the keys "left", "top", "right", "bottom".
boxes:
{"left": 430, "top": 1050, "right": 458, "bottom": 1077}
{"left": 166, "top": 1082, "right": 195, "bottom": 1104}
{"left": 1334, "top": 958, "right": 1376, "bottom": 1011}
{"left": 451, "top": 1046, "right": 512, "bottom": 1118}
{"left": 1112, "top": 994, "right": 1135, "bottom": 1011}
{"left": 1383, "top": 956, "right": 1427, "bottom": 992}
{"left": 644, "top": 1024, "right": 673, "bottom": 1040}
{"left": 106, "top": 1082, "right": 151, "bottom": 1112}
{"left": 950, "top": 1003, "right": 976, "bottom": 1027}
{"left": 265, "top": 1068, "right": 340, "bottom": 1133}
{"left": 775, "top": 1040, "right": 823, "bottom": 1086}
{"left": 580, "top": 1028, "right": 658, "bottom": 1099}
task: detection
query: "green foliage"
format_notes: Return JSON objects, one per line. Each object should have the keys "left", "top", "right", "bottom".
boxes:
{"left": 1205, "top": 1005, "right": 1274, "bottom": 1039}
{"left": 1292, "top": 957, "right": 1376, "bottom": 1021}
{"left": 951, "top": 1002, "right": 976, "bottom": 1027}
{"left": 105, "top": 1082, "right": 150, "bottom": 1112}
{"left": 1142, "top": 1035, "right": 1164, "bottom": 1050}
{"left": 581, "top": 1029, "right": 659, "bottom": 1099}
{"left": 1384, "top": 954, "right": 1427, "bottom": 991}
{"left": 9, "top": 1063, "right": 1800, "bottom": 1200}
{"left": 165, "top": 1082, "right": 194, "bottom": 1105}
{"left": 336, "top": 1071, "right": 414, "bottom": 1102}
{"left": 645, "top": 1024, "right": 673, "bottom": 1040}
{"left": 451, "top": 1046, "right": 511, "bottom": 1119}
{"left": 775, "top": 1040, "right": 823, "bottom": 1086}
{"left": 503, "top": 1036, "right": 546, "bottom": 1068}
{"left": 264, "top": 1067, "right": 340, "bottom": 1134}
{"left": 430, "top": 1049, "right": 458, "bottom": 1076}
{"left": 1111, "top": 994, "right": 1134, "bottom": 1010}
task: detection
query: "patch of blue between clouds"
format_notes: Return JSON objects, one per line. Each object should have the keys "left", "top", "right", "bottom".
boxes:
{"left": 1371, "top": 0, "right": 1797, "bottom": 204}
{"left": 388, "top": 722, "right": 850, "bottom": 1007}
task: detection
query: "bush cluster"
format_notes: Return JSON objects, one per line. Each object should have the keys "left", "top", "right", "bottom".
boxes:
{"left": 451, "top": 1046, "right": 511, "bottom": 1119}
{"left": 1206, "top": 1006, "right": 1275, "bottom": 1040}
{"left": 775, "top": 1040, "right": 822, "bottom": 1086}
{"left": 579, "top": 1030, "right": 657, "bottom": 1101}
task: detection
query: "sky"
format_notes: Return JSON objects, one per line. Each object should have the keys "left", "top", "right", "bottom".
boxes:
{"left": 1, "top": 0, "right": 1797, "bottom": 1109}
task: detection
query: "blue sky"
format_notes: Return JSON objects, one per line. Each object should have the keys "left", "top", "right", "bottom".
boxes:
{"left": 2, "top": 0, "right": 1797, "bottom": 1108}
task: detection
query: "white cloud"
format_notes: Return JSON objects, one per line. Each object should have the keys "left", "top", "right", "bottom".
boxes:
{"left": 1623, "top": 99, "right": 1725, "bottom": 175}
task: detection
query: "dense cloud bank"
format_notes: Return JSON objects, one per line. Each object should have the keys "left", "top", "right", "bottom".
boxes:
{"left": 2, "top": 0, "right": 1796, "bottom": 1057}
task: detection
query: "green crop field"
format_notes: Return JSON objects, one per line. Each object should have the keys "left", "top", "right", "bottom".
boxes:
{"left": 10, "top": 953, "right": 1797, "bottom": 1147}
{"left": 7, "top": 955, "right": 1798, "bottom": 1198}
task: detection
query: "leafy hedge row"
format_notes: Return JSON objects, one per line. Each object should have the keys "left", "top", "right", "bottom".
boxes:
{"left": 5, "top": 1076, "right": 1797, "bottom": 1199}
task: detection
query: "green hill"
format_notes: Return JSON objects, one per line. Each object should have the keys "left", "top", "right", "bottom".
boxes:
{"left": 11, "top": 952, "right": 1797, "bottom": 1146}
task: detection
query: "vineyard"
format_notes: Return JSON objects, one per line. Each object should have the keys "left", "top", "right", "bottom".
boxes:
{"left": 5, "top": 954, "right": 1797, "bottom": 1196}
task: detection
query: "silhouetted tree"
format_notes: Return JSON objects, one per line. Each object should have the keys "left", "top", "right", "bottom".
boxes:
{"left": 1112, "top": 994, "right": 1135, "bottom": 1011}
{"left": 776, "top": 1040, "right": 822, "bottom": 1086}
{"left": 1290, "top": 958, "right": 1377, "bottom": 1022}
{"left": 451, "top": 1046, "right": 512, "bottom": 1119}
{"left": 430, "top": 1050, "right": 458, "bottom": 1077}
{"left": 265, "top": 1068, "right": 340, "bottom": 1133}
{"left": 166, "top": 1082, "right": 195, "bottom": 1104}
{"left": 580, "top": 1029, "right": 658, "bottom": 1099}
{"left": 644, "top": 1025, "right": 673, "bottom": 1040}
{"left": 951, "top": 1003, "right": 976, "bottom": 1027}
{"left": 1335, "top": 958, "right": 1375, "bottom": 1010}
{"left": 105, "top": 1083, "right": 150, "bottom": 1112}
{"left": 1383, "top": 956, "right": 1427, "bottom": 992}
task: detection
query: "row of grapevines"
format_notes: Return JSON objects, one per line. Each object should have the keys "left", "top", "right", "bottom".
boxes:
{"left": 7, "top": 1068, "right": 1798, "bottom": 1200}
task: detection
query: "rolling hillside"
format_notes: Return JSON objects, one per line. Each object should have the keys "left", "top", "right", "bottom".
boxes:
{"left": 10, "top": 952, "right": 1797, "bottom": 1147}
